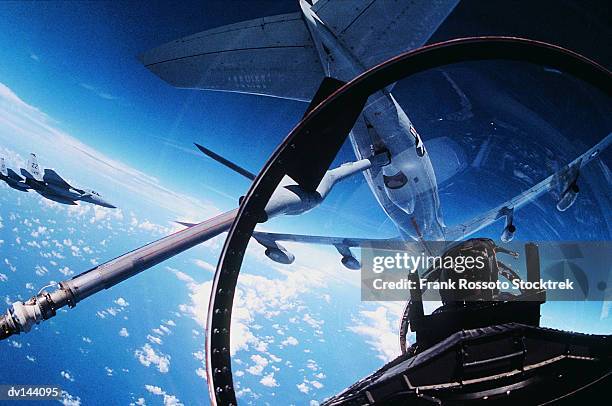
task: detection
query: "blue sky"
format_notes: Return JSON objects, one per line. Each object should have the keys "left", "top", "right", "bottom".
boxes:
{"left": 0, "top": 2, "right": 609, "bottom": 404}
{"left": 0, "top": 1, "right": 309, "bottom": 211}
{"left": 3, "top": 0, "right": 608, "bottom": 240}
{"left": 0, "top": 0, "right": 398, "bottom": 244}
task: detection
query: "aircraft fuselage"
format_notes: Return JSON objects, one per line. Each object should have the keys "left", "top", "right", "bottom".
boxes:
{"left": 0, "top": 175, "right": 29, "bottom": 192}
{"left": 20, "top": 168, "right": 115, "bottom": 208}
{"left": 21, "top": 176, "right": 78, "bottom": 205}
{"left": 301, "top": 1, "right": 445, "bottom": 241}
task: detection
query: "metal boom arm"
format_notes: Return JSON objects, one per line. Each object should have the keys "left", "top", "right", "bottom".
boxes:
{"left": 0, "top": 157, "right": 376, "bottom": 340}
{"left": 0, "top": 209, "right": 238, "bottom": 340}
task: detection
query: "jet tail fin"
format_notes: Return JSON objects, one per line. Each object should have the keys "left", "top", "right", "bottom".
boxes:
{"left": 24, "top": 153, "right": 42, "bottom": 181}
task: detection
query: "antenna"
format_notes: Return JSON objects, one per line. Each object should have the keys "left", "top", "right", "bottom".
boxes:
{"left": 194, "top": 143, "right": 256, "bottom": 181}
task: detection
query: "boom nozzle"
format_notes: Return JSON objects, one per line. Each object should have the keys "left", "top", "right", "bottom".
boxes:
{"left": 0, "top": 287, "right": 74, "bottom": 341}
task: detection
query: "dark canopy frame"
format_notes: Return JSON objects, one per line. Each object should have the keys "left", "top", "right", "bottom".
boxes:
{"left": 204, "top": 37, "right": 611, "bottom": 405}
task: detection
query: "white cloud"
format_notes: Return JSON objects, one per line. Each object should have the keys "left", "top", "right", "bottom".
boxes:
{"left": 147, "top": 335, "right": 163, "bottom": 345}
{"left": 136, "top": 219, "right": 167, "bottom": 234}
{"left": 347, "top": 304, "right": 404, "bottom": 362}
{"left": 193, "top": 259, "right": 216, "bottom": 273}
{"left": 260, "top": 372, "right": 279, "bottom": 387}
{"left": 311, "top": 380, "right": 323, "bottom": 389}
{"left": 106, "top": 307, "right": 119, "bottom": 317}
{"left": 60, "top": 370, "right": 75, "bottom": 382}
{"left": 59, "top": 266, "right": 73, "bottom": 276}
{"left": 172, "top": 252, "right": 330, "bottom": 356}
{"left": 246, "top": 354, "right": 269, "bottom": 376}
{"left": 134, "top": 344, "right": 170, "bottom": 373}
{"left": 35, "top": 265, "right": 48, "bottom": 276}
{"left": 281, "top": 336, "right": 298, "bottom": 347}
{"left": 119, "top": 327, "right": 129, "bottom": 337}
{"left": 306, "top": 359, "right": 319, "bottom": 371}
{"left": 303, "top": 313, "right": 323, "bottom": 330}
{"left": 195, "top": 368, "right": 206, "bottom": 379}
{"left": 168, "top": 268, "right": 196, "bottom": 286}
{"left": 145, "top": 385, "right": 163, "bottom": 395}
{"left": 144, "top": 385, "right": 183, "bottom": 406}
{"left": 297, "top": 382, "right": 309, "bottom": 394}
{"left": 60, "top": 390, "right": 81, "bottom": 406}
{"left": 114, "top": 297, "right": 129, "bottom": 307}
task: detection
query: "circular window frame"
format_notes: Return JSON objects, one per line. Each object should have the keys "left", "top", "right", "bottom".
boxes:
{"left": 204, "top": 36, "right": 611, "bottom": 405}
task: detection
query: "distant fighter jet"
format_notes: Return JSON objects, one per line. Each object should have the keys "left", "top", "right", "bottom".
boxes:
{"left": 15, "top": 153, "right": 116, "bottom": 208}
{"left": 0, "top": 157, "right": 30, "bottom": 192}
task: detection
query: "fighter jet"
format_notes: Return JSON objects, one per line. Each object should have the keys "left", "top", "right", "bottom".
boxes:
{"left": 18, "top": 153, "right": 116, "bottom": 208}
{"left": 0, "top": 157, "right": 30, "bottom": 192}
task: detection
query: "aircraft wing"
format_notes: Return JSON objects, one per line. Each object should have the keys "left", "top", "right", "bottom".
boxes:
{"left": 43, "top": 169, "right": 74, "bottom": 189}
{"left": 444, "top": 132, "right": 612, "bottom": 241}
{"left": 251, "top": 231, "right": 403, "bottom": 269}
{"left": 176, "top": 221, "right": 397, "bottom": 246}
{"left": 139, "top": 12, "right": 325, "bottom": 102}
{"left": 252, "top": 230, "right": 399, "bottom": 248}
{"left": 312, "top": 0, "right": 459, "bottom": 69}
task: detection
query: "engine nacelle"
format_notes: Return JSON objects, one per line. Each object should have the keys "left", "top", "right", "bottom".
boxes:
{"left": 341, "top": 255, "right": 360, "bottom": 270}
{"left": 501, "top": 223, "right": 516, "bottom": 243}
{"left": 264, "top": 247, "right": 295, "bottom": 265}
{"left": 556, "top": 183, "right": 579, "bottom": 212}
